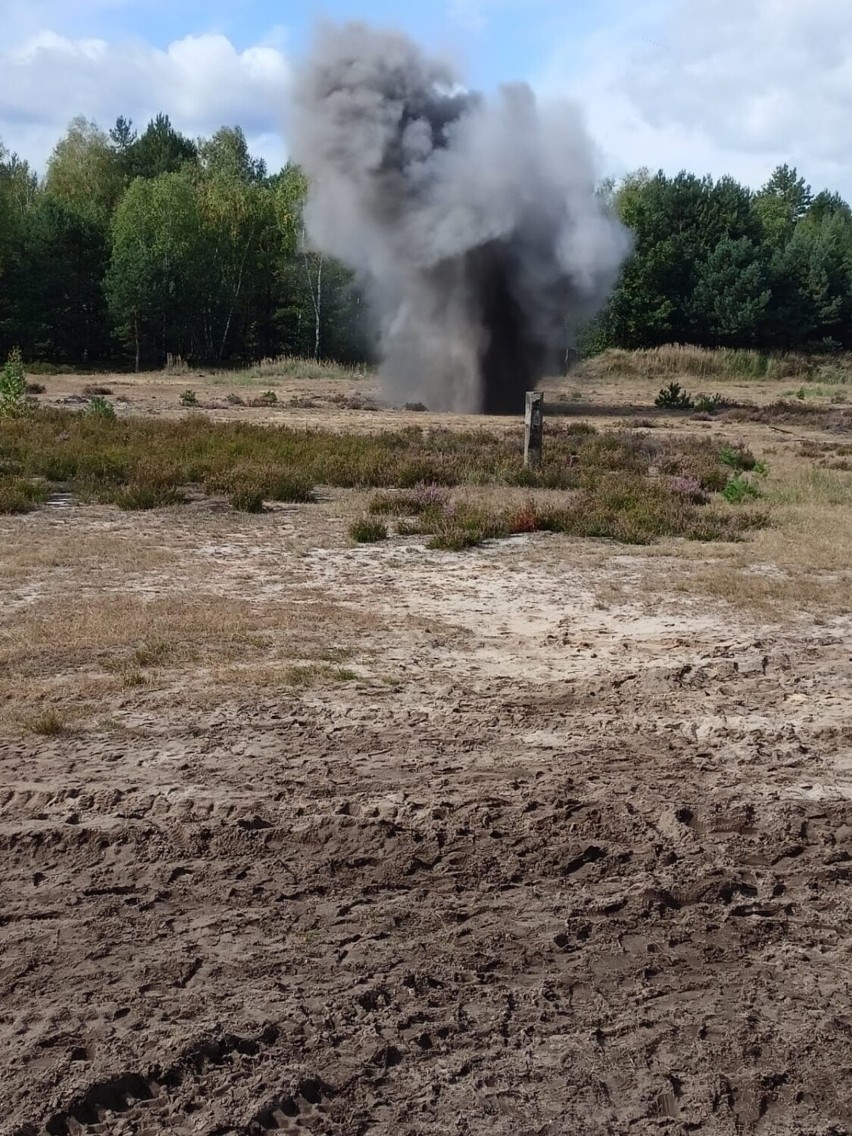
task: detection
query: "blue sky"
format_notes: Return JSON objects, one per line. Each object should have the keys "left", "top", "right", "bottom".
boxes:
{"left": 25, "top": 0, "right": 637, "bottom": 91}
{"left": 3, "top": 0, "right": 852, "bottom": 196}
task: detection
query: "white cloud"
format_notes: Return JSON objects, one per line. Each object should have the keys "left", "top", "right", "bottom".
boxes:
{"left": 0, "top": 25, "right": 291, "bottom": 172}
{"left": 539, "top": 0, "right": 852, "bottom": 197}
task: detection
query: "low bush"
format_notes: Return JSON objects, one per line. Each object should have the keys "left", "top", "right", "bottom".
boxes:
{"left": 723, "top": 474, "right": 762, "bottom": 504}
{"left": 25, "top": 708, "right": 67, "bottom": 737}
{"left": 373, "top": 469, "right": 765, "bottom": 551}
{"left": 350, "top": 518, "right": 388, "bottom": 543}
{"left": 0, "top": 348, "right": 27, "bottom": 418}
{"left": 427, "top": 503, "right": 509, "bottom": 550}
{"left": 204, "top": 461, "right": 315, "bottom": 507}
{"left": 719, "top": 443, "right": 758, "bottom": 471}
{"left": 229, "top": 485, "right": 265, "bottom": 513}
{"left": 113, "top": 482, "right": 184, "bottom": 510}
{"left": 693, "top": 393, "right": 730, "bottom": 413}
{"left": 0, "top": 476, "right": 48, "bottom": 514}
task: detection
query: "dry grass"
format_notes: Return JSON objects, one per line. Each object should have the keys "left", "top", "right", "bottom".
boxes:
{"left": 580, "top": 345, "right": 850, "bottom": 384}
{"left": 1, "top": 594, "right": 276, "bottom": 676}
{"left": 214, "top": 662, "right": 360, "bottom": 690}
{"left": 673, "top": 562, "right": 846, "bottom": 617}
{"left": 0, "top": 583, "right": 375, "bottom": 735}
{"left": 647, "top": 450, "right": 852, "bottom": 616}
{"left": 0, "top": 529, "right": 180, "bottom": 592}
{"left": 0, "top": 591, "right": 373, "bottom": 684}
{"left": 2, "top": 529, "right": 178, "bottom": 570}
{"left": 212, "top": 356, "right": 373, "bottom": 387}
{"left": 18, "top": 707, "right": 69, "bottom": 736}
{"left": 723, "top": 401, "right": 852, "bottom": 431}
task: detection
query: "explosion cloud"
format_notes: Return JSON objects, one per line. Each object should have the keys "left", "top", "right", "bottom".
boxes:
{"left": 289, "top": 22, "right": 630, "bottom": 414}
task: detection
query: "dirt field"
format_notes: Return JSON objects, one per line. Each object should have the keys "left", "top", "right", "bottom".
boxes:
{"left": 3, "top": 368, "right": 852, "bottom": 1135}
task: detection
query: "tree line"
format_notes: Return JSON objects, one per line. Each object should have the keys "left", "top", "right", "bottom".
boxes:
{"left": 1, "top": 113, "right": 851, "bottom": 369}
{"left": 589, "top": 165, "right": 852, "bottom": 355}
{"left": 0, "top": 115, "right": 368, "bottom": 369}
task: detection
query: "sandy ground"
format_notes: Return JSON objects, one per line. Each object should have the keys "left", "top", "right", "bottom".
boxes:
{"left": 2, "top": 371, "right": 852, "bottom": 1135}
{"left": 37, "top": 358, "right": 847, "bottom": 431}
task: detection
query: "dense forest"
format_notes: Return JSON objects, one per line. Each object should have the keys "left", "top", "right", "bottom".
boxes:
{"left": 0, "top": 115, "right": 369, "bottom": 370}
{"left": 1, "top": 113, "right": 851, "bottom": 370}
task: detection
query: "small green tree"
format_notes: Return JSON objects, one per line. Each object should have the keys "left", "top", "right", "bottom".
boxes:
{"left": 0, "top": 347, "right": 27, "bottom": 416}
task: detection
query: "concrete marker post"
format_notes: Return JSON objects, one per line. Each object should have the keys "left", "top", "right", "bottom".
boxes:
{"left": 524, "top": 391, "right": 544, "bottom": 469}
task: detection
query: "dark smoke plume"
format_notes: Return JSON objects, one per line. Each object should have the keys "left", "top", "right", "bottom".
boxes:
{"left": 289, "top": 22, "right": 630, "bottom": 414}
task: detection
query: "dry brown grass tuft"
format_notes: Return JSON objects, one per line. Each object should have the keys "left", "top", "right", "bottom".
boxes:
{"left": 18, "top": 707, "right": 69, "bottom": 736}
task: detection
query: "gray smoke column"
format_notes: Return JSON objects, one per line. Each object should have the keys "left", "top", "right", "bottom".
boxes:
{"left": 289, "top": 21, "right": 630, "bottom": 414}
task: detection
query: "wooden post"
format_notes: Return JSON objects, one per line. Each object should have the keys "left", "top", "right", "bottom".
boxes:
{"left": 524, "top": 391, "right": 543, "bottom": 469}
